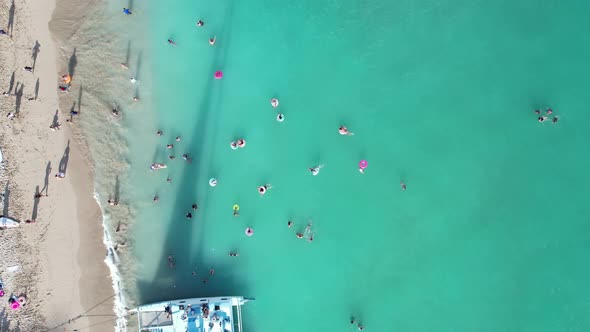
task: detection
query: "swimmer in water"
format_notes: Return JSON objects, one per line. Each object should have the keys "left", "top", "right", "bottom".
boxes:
{"left": 133, "top": 96, "right": 139, "bottom": 102}
{"left": 192, "top": 204, "right": 198, "bottom": 211}
{"left": 534, "top": 109, "right": 541, "bottom": 115}
{"left": 123, "top": 8, "right": 132, "bottom": 15}
{"left": 308, "top": 165, "right": 324, "bottom": 176}
{"left": 186, "top": 212, "right": 193, "bottom": 219}
{"left": 112, "top": 107, "right": 120, "bottom": 117}
{"left": 130, "top": 77, "right": 137, "bottom": 84}
{"left": 546, "top": 108, "right": 553, "bottom": 115}
{"left": 196, "top": 20, "right": 204, "bottom": 27}
{"left": 258, "top": 184, "right": 272, "bottom": 196}
{"left": 552, "top": 116, "right": 559, "bottom": 123}
{"left": 538, "top": 116, "right": 548, "bottom": 123}
{"left": 296, "top": 233, "right": 303, "bottom": 239}
{"left": 167, "top": 256, "right": 175, "bottom": 269}
{"left": 339, "top": 126, "right": 354, "bottom": 136}
{"left": 233, "top": 206, "right": 239, "bottom": 216}
{"left": 153, "top": 195, "right": 159, "bottom": 203}
{"left": 304, "top": 223, "right": 312, "bottom": 236}
{"left": 168, "top": 156, "right": 175, "bottom": 160}
{"left": 230, "top": 141, "right": 238, "bottom": 150}
{"left": 270, "top": 98, "right": 279, "bottom": 108}
{"left": 209, "top": 36, "right": 216, "bottom": 45}
{"left": 167, "top": 177, "right": 172, "bottom": 183}
{"left": 400, "top": 181, "right": 407, "bottom": 191}
{"left": 157, "top": 130, "right": 163, "bottom": 136}
{"left": 277, "top": 113, "right": 284, "bottom": 122}
{"left": 167, "top": 38, "right": 176, "bottom": 46}
{"left": 176, "top": 136, "right": 181, "bottom": 142}
{"left": 166, "top": 144, "right": 174, "bottom": 149}
{"left": 288, "top": 220, "right": 293, "bottom": 228}
{"left": 237, "top": 139, "right": 246, "bottom": 148}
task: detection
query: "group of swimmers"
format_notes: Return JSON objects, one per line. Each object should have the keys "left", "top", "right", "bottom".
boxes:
{"left": 287, "top": 221, "right": 314, "bottom": 242}
{"left": 535, "top": 108, "right": 559, "bottom": 123}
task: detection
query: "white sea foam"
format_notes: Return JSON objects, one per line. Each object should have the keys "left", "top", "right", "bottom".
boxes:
{"left": 95, "top": 191, "right": 128, "bottom": 332}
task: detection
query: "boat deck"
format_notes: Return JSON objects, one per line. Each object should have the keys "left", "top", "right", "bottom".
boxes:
{"left": 137, "top": 296, "right": 246, "bottom": 332}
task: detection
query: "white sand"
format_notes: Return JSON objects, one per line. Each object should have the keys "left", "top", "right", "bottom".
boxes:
{"left": 0, "top": 0, "right": 115, "bottom": 331}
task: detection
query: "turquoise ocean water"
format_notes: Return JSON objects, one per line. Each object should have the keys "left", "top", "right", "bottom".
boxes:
{"left": 79, "top": 0, "right": 590, "bottom": 331}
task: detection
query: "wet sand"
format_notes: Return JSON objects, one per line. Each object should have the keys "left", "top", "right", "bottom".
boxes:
{"left": 0, "top": 0, "right": 115, "bottom": 331}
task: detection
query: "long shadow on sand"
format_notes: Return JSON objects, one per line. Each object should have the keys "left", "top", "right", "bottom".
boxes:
{"left": 7, "top": 0, "right": 15, "bottom": 37}
{"left": 7, "top": 71, "right": 15, "bottom": 94}
{"left": 34, "top": 78, "right": 40, "bottom": 100}
{"left": 68, "top": 48, "right": 77, "bottom": 78}
{"left": 77, "top": 85, "right": 83, "bottom": 113}
{"left": 41, "top": 161, "right": 51, "bottom": 196}
{"left": 2, "top": 182, "right": 9, "bottom": 216}
{"left": 32, "top": 185, "right": 40, "bottom": 220}
{"left": 14, "top": 83, "right": 24, "bottom": 114}
{"left": 135, "top": 3, "right": 245, "bottom": 305}
{"left": 32, "top": 40, "right": 41, "bottom": 71}
{"left": 58, "top": 140, "right": 70, "bottom": 175}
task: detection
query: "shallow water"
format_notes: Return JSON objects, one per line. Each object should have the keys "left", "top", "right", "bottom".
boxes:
{"left": 75, "top": 0, "right": 590, "bottom": 331}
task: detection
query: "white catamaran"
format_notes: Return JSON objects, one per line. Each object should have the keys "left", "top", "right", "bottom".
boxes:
{"left": 132, "top": 296, "right": 252, "bottom": 332}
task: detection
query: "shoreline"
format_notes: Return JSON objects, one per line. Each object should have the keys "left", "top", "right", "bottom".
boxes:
{"left": 0, "top": 0, "right": 117, "bottom": 331}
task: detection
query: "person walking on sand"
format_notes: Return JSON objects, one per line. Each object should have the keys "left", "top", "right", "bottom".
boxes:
{"left": 55, "top": 171, "right": 65, "bottom": 178}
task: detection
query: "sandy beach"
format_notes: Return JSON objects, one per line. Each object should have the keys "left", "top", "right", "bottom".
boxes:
{"left": 0, "top": 0, "right": 115, "bottom": 331}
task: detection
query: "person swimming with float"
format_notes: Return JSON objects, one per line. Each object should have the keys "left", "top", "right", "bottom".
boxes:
{"left": 182, "top": 154, "right": 192, "bottom": 163}
{"left": 237, "top": 138, "right": 246, "bottom": 148}
{"left": 270, "top": 98, "right": 279, "bottom": 108}
{"left": 308, "top": 165, "right": 324, "bottom": 176}
{"left": 233, "top": 204, "right": 240, "bottom": 216}
{"left": 258, "top": 184, "right": 272, "bottom": 196}
{"left": 339, "top": 126, "right": 354, "bottom": 136}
